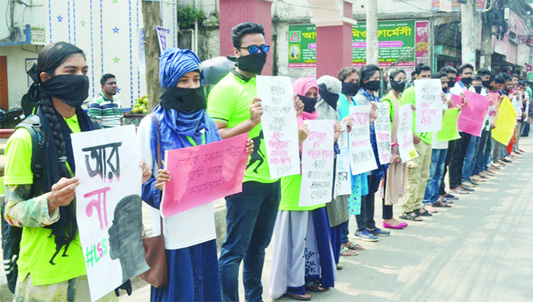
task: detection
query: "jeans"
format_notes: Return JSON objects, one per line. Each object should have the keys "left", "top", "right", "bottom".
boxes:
{"left": 439, "top": 138, "right": 456, "bottom": 196}
{"left": 449, "top": 132, "right": 471, "bottom": 189}
{"left": 423, "top": 148, "right": 447, "bottom": 204}
{"left": 492, "top": 137, "right": 506, "bottom": 163}
{"left": 219, "top": 181, "right": 281, "bottom": 302}
{"left": 474, "top": 130, "right": 490, "bottom": 175}
{"left": 516, "top": 121, "right": 526, "bottom": 149}
{"left": 462, "top": 135, "right": 480, "bottom": 181}
{"left": 355, "top": 174, "right": 380, "bottom": 231}
{"left": 522, "top": 123, "right": 530, "bottom": 136}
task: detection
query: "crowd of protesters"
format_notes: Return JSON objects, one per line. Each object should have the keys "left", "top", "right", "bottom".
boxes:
{"left": 2, "top": 21, "right": 531, "bottom": 302}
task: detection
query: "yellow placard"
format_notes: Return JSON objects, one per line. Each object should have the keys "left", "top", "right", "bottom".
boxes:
{"left": 492, "top": 97, "right": 517, "bottom": 145}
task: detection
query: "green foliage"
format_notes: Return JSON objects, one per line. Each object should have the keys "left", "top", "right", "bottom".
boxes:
{"left": 178, "top": 4, "right": 206, "bottom": 29}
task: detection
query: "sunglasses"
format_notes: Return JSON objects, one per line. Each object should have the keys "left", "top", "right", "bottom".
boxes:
{"left": 238, "top": 44, "right": 270, "bottom": 54}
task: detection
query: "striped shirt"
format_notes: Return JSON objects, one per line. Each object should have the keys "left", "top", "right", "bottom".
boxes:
{"left": 87, "top": 92, "right": 123, "bottom": 128}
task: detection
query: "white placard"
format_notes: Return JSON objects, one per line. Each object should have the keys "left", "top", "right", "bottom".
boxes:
{"left": 349, "top": 105, "right": 378, "bottom": 175}
{"left": 334, "top": 122, "right": 352, "bottom": 198}
{"left": 299, "top": 120, "right": 335, "bottom": 207}
{"left": 415, "top": 79, "right": 443, "bottom": 132}
{"left": 374, "top": 102, "right": 392, "bottom": 164}
{"left": 72, "top": 126, "right": 149, "bottom": 301}
{"left": 397, "top": 105, "right": 419, "bottom": 162}
{"left": 256, "top": 76, "right": 301, "bottom": 179}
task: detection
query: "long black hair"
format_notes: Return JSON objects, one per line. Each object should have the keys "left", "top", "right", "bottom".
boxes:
{"left": 25, "top": 42, "right": 90, "bottom": 263}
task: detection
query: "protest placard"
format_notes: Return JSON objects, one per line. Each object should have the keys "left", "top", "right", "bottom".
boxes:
{"left": 374, "top": 102, "right": 391, "bottom": 164}
{"left": 458, "top": 90, "right": 490, "bottom": 136}
{"left": 256, "top": 76, "right": 300, "bottom": 179}
{"left": 437, "top": 108, "right": 461, "bottom": 141}
{"left": 488, "top": 92, "right": 500, "bottom": 108}
{"left": 72, "top": 126, "right": 149, "bottom": 302}
{"left": 492, "top": 97, "right": 518, "bottom": 145}
{"left": 451, "top": 94, "right": 463, "bottom": 107}
{"left": 334, "top": 122, "right": 352, "bottom": 199}
{"left": 348, "top": 105, "right": 378, "bottom": 175}
{"left": 511, "top": 93, "right": 522, "bottom": 119}
{"left": 161, "top": 133, "right": 248, "bottom": 218}
{"left": 414, "top": 79, "right": 443, "bottom": 132}
{"left": 299, "top": 120, "right": 335, "bottom": 207}
{"left": 397, "top": 104, "right": 418, "bottom": 162}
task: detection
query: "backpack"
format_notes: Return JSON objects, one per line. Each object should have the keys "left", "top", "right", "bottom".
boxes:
{"left": 1, "top": 115, "right": 42, "bottom": 293}
{"left": 1, "top": 115, "right": 101, "bottom": 293}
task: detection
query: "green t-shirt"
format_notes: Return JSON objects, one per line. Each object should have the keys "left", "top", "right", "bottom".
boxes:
{"left": 400, "top": 86, "right": 433, "bottom": 145}
{"left": 4, "top": 114, "right": 87, "bottom": 285}
{"left": 207, "top": 72, "right": 277, "bottom": 183}
{"left": 279, "top": 174, "right": 325, "bottom": 211}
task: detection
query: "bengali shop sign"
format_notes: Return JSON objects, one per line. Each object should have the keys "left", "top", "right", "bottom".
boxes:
{"left": 288, "top": 20, "right": 417, "bottom": 68}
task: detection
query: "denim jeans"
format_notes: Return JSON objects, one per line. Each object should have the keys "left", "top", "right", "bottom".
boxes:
{"left": 423, "top": 148, "right": 447, "bottom": 204}
{"left": 462, "top": 135, "right": 480, "bottom": 181}
{"left": 219, "top": 181, "right": 281, "bottom": 302}
{"left": 522, "top": 123, "right": 530, "bottom": 136}
{"left": 474, "top": 130, "right": 490, "bottom": 175}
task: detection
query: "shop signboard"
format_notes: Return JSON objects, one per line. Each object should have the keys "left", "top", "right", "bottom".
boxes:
{"left": 288, "top": 24, "right": 317, "bottom": 68}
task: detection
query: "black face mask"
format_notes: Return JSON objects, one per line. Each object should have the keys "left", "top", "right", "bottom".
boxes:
{"left": 159, "top": 87, "right": 207, "bottom": 112}
{"left": 442, "top": 87, "right": 448, "bottom": 93}
{"left": 482, "top": 80, "right": 492, "bottom": 88}
{"left": 298, "top": 95, "right": 317, "bottom": 113}
{"left": 448, "top": 80, "right": 456, "bottom": 88}
{"left": 236, "top": 53, "right": 267, "bottom": 75}
{"left": 460, "top": 77, "right": 473, "bottom": 86}
{"left": 363, "top": 80, "right": 381, "bottom": 92}
{"left": 341, "top": 82, "right": 360, "bottom": 96}
{"left": 390, "top": 80, "right": 406, "bottom": 93}
{"left": 40, "top": 75, "right": 89, "bottom": 108}
{"left": 489, "top": 85, "right": 494, "bottom": 91}
{"left": 474, "top": 86, "right": 482, "bottom": 94}
{"left": 318, "top": 83, "right": 339, "bottom": 109}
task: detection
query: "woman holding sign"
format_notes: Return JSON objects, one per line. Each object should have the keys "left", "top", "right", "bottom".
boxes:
{"left": 3, "top": 42, "right": 122, "bottom": 301}
{"left": 269, "top": 77, "right": 340, "bottom": 301}
{"left": 137, "top": 48, "right": 253, "bottom": 302}
{"left": 380, "top": 69, "right": 412, "bottom": 227}
{"left": 352, "top": 64, "right": 390, "bottom": 240}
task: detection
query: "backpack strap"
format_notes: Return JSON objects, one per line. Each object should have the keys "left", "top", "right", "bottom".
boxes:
{"left": 15, "top": 115, "right": 43, "bottom": 196}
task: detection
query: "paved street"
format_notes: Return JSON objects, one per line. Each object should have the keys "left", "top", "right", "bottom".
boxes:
{"left": 123, "top": 136, "right": 533, "bottom": 302}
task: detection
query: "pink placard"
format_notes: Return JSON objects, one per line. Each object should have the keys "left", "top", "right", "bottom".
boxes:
{"left": 161, "top": 133, "right": 249, "bottom": 218}
{"left": 451, "top": 94, "right": 463, "bottom": 107}
{"left": 458, "top": 90, "right": 490, "bottom": 137}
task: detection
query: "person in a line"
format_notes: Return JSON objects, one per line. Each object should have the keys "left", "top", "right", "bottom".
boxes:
{"left": 422, "top": 71, "right": 456, "bottom": 212}
{"left": 336, "top": 67, "right": 372, "bottom": 249}
{"left": 315, "top": 75, "right": 354, "bottom": 264}
{"left": 438, "top": 66, "right": 459, "bottom": 202}
{"left": 138, "top": 47, "right": 253, "bottom": 302}
{"left": 380, "top": 69, "right": 410, "bottom": 228}
{"left": 448, "top": 63, "right": 475, "bottom": 195}
{"left": 399, "top": 63, "right": 435, "bottom": 221}
{"left": 3, "top": 42, "right": 141, "bottom": 301}
{"left": 490, "top": 74, "right": 509, "bottom": 169}
{"left": 87, "top": 73, "right": 124, "bottom": 127}
{"left": 353, "top": 64, "right": 390, "bottom": 239}
{"left": 269, "top": 77, "right": 339, "bottom": 301}
{"left": 207, "top": 22, "right": 303, "bottom": 302}
{"left": 461, "top": 75, "right": 484, "bottom": 187}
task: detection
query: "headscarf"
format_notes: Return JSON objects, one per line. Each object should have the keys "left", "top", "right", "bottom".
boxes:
{"left": 292, "top": 77, "right": 320, "bottom": 124}
{"left": 150, "top": 48, "right": 220, "bottom": 163}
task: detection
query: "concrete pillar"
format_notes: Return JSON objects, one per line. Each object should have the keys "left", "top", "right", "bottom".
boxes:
{"left": 480, "top": 14, "right": 492, "bottom": 70}
{"left": 219, "top": 0, "right": 274, "bottom": 75}
{"left": 461, "top": 0, "right": 476, "bottom": 66}
{"left": 365, "top": 0, "right": 378, "bottom": 65}
{"left": 309, "top": 1, "right": 357, "bottom": 78}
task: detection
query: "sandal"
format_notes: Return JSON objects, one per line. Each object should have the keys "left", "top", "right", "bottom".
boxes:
{"left": 399, "top": 211, "right": 423, "bottom": 221}
{"left": 451, "top": 188, "right": 469, "bottom": 195}
{"left": 417, "top": 208, "right": 433, "bottom": 216}
{"left": 285, "top": 293, "right": 311, "bottom": 301}
{"left": 340, "top": 246, "right": 358, "bottom": 256}
{"left": 345, "top": 241, "right": 365, "bottom": 250}
{"left": 306, "top": 282, "right": 327, "bottom": 293}
{"left": 433, "top": 201, "right": 451, "bottom": 207}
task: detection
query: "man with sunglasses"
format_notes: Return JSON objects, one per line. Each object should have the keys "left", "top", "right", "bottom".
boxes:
{"left": 208, "top": 22, "right": 302, "bottom": 302}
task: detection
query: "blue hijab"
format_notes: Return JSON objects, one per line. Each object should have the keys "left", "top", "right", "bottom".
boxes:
{"left": 150, "top": 48, "right": 220, "bottom": 162}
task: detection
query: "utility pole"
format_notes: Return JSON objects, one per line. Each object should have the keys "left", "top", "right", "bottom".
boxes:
{"left": 480, "top": 12, "right": 492, "bottom": 70}
{"left": 142, "top": 0, "right": 162, "bottom": 112}
{"left": 461, "top": 0, "right": 476, "bottom": 67}
{"left": 366, "top": 0, "right": 378, "bottom": 65}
